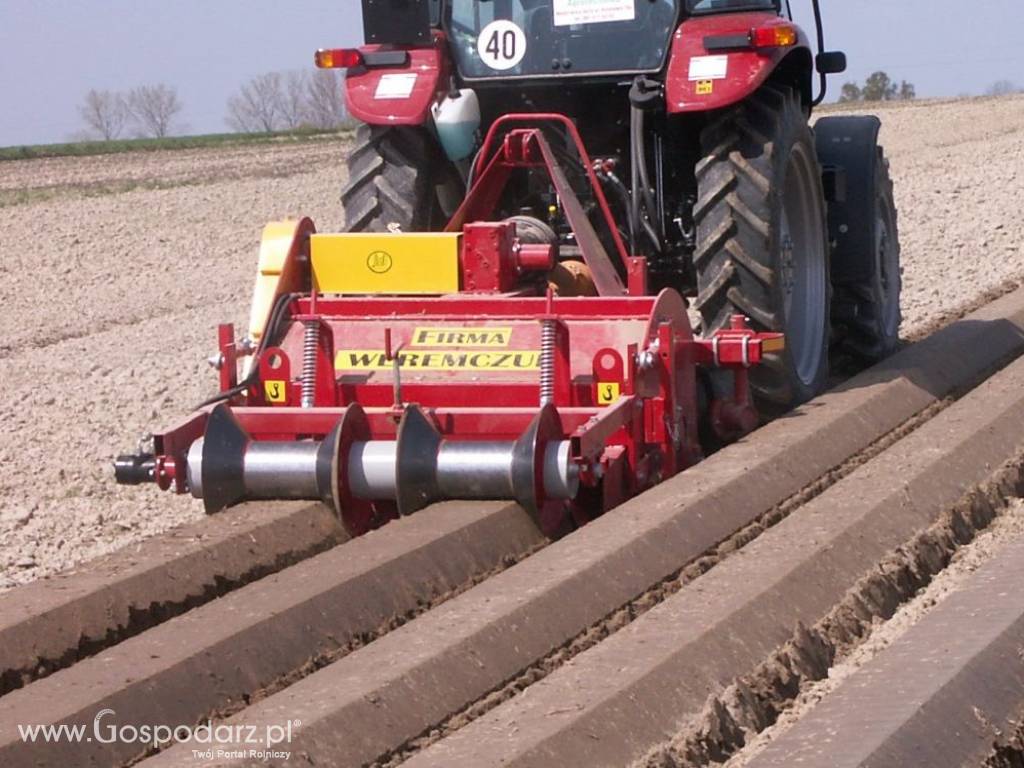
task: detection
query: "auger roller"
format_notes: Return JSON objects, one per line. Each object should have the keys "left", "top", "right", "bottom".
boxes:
{"left": 184, "top": 402, "right": 577, "bottom": 517}
{"left": 116, "top": 115, "right": 783, "bottom": 538}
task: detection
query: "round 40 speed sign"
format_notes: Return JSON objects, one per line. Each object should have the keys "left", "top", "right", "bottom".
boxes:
{"left": 477, "top": 19, "right": 527, "bottom": 71}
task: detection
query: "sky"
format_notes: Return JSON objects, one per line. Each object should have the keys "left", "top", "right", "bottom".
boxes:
{"left": 0, "top": 0, "right": 1021, "bottom": 147}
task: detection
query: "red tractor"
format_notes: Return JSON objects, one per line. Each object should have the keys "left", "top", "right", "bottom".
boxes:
{"left": 327, "top": 0, "right": 900, "bottom": 407}
{"left": 114, "top": 0, "right": 900, "bottom": 539}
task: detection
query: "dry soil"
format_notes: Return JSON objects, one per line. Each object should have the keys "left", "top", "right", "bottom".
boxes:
{"left": 724, "top": 496, "right": 1024, "bottom": 768}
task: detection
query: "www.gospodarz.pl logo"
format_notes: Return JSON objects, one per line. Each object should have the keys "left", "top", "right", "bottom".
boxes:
{"left": 18, "top": 708, "right": 299, "bottom": 761}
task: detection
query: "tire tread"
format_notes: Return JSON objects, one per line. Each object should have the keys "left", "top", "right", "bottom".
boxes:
{"left": 341, "top": 124, "right": 439, "bottom": 233}
{"left": 693, "top": 84, "right": 830, "bottom": 408}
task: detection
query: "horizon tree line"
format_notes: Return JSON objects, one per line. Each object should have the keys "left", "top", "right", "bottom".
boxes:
{"left": 839, "top": 71, "right": 916, "bottom": 103}
{"left": 78, "top": 84, "right": 183, "bottom": 140}
{"left": 840, "top": 72, "right": 1024, "bottom": 104}
{"left": 77, "top": 70, "right": 351, "bottom": 142}
{"left": 225, "top": 70, "right": 351, "bottom": 133}
{"left": 77, "top": 72, "right": 1022, "bottom": 141}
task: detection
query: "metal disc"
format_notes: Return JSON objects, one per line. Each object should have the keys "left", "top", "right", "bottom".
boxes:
{"left": 325, "top": 404, "right": 388, "bottom": 536}
{"left": 200, "top": 404, "right": 251, "bottom": 514}
{"left": 395, "top": 405, "right": 443, "bottom": 516}
{"left": 511, "top": 404, "right": 564, "bottom": 523}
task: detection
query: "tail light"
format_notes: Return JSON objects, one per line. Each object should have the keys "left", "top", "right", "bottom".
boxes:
{"left": 750, "top": 24, "right": 798, "bottom": 49}
{"left": 315, "top": 48, "right": 364, "bottom": 69}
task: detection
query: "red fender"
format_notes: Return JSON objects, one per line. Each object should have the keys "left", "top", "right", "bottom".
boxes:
{"left": 665, "top": 12, "right": 812, "bottom": 114}
{"left": 344, "top": 32, "right": 449, "bottom": 125}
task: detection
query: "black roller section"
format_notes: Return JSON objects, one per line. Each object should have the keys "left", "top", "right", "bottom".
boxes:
{"left": 394, "top": 405, "right": 444, "bottom": 516}
{"left": 315, "top": 418, "right": 345, "bottom": 511}
{"left": 201, "top": 404, "right": 251, "bottom": 514}
{"left": 511, "top": 404, "right": 561, "bottom": 518}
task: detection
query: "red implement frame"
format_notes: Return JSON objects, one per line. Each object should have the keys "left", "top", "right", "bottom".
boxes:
{"left": 150, "top": 284, "right": 777, "bottom": 536}
{"left": 128, "top": 113, "right": 782, "bottom": 539}
{"left": 447, "top": 114, "right": 630, "bottom": 297}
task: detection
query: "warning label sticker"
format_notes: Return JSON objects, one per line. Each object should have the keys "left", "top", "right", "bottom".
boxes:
{"left": 411, "top": 327, "right": 513, "bottom": 348}
{"left": 264, "top": 380, "right": 287, "bottom": 403}
{"left": 553, "top": 0, "right": 635, "bottom": 27}
{"left": 596, "top": 381, "right": 621, "bottom": 405}
{"left": 336, "top": 350, "right": 540, "bottom": 371}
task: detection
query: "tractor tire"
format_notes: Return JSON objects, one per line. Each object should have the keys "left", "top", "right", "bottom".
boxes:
{"left": 341, "top": 124, "right": 461, "bottom": 233}
{"left": 814, "top": 114, "right": 902, "bottom": 363}
{"left": 694, "top": 84, "right": 830, "bottom": 410}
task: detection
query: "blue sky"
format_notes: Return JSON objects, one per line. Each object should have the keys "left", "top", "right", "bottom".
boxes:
{"left": 0, "top": 0, "right": 1021, "bottom": 146}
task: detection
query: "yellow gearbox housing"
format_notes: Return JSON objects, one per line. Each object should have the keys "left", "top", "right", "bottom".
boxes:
{"left": 311, "top": 232, "right": 462, "bottom": 295}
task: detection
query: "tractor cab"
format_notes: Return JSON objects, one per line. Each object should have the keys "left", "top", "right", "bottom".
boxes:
{"left": 446, "top": 0, "right": 679, "bottom": 80}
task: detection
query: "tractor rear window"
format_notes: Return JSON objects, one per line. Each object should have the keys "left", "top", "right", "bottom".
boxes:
{"left": 447, "top": 0, "right": 679, "bottom": 80}
{"left": 686, "top": 0, "right": 777, "bottom": 11}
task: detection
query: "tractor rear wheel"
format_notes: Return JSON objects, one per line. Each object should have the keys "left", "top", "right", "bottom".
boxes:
{"left": 694, "top": 84, "right": 830, "bottom": 410}
{"left": 833, "top": 152, "right": 902, "bottom": 363}
{"left": 342, "top": 124, "right": 462, "bottom": 232}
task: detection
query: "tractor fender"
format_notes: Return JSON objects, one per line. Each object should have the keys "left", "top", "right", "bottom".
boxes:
{"left": 665, "top": 12, "right": 813, "bottom": 114}
{"left": 344, "top": 37, "right": 448, "bottom": 125}
{"left": 814, "top": 115, "right": 883, "bottom": 285}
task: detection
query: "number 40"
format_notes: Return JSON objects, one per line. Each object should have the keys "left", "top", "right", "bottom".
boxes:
{"left": 485, "top": 29, "right": 518, "bottom": 61}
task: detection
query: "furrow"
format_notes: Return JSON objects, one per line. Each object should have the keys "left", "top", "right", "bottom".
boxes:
{"left": 140, "top": 286, "right": 1024, "bottom": 768}
{"left": 738, "top": 495, "right": 1024, "bottom": 768}
{"left": 0, "top": 501, "right": 345, "bottom": 697}
{"left": 409, "top": 343, "right": 1024, "bottom": 767}
{"left": 0, "top": 502, "right": 542, "bottom": 768}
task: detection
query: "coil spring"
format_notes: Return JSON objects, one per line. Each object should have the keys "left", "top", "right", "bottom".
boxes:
{"left": 301, "top": 321, "right": 319, "bottom": 409}
{"left": 539, "top": 319, "right": 556, "bottom": 406}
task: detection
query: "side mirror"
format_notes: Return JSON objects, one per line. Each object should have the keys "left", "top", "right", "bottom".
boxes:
{"left": 816, "top": 51, "right": 847, "bottom": 75}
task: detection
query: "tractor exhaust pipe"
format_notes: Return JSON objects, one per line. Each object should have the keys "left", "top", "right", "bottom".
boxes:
{"left": 187, "top": 403, "right": 578, "bottom": 518}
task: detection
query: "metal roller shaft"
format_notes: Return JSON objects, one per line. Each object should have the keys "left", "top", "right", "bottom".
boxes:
{"left": 345, "top": 439, "right": 578, "bottom": 501}
{"left": 185, "top": 417, "right": 581, "bottom": 507}
{"left": 437, "top": 441, "right": 518, "bottom": 499}
{"left": 187, "top": 439, "right": 323, "bottom": 501}
{"left": 346, "top": 441, "right": 398, "bottom": 499}
{"left": 243, "top": 442, "right": 321, "bottom": 498}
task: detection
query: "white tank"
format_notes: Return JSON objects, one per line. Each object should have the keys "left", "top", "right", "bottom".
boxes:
{"left": 431, "top": 88, "right": 480, "bottom": 161}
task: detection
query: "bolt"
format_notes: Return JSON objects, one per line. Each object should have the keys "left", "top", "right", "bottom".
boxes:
{"left": 636, "top": 340, "right": 660, "bottom": 370}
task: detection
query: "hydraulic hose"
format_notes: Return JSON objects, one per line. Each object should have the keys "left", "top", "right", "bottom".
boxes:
{"left": 195, "top": 291, "right": 298, "bottom": 409}
{"left": 630, "top": 105, "right": 663, "bottom": 254}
